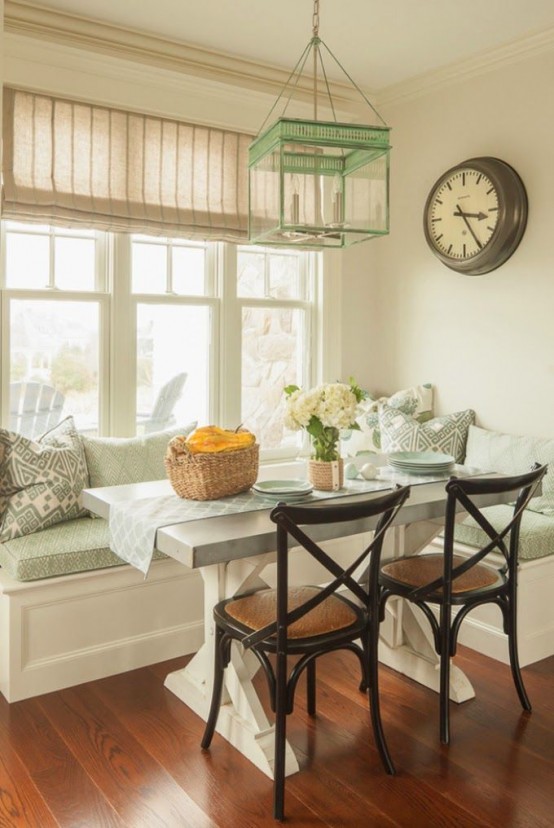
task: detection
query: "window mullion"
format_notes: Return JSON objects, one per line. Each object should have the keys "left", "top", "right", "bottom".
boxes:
{"left": 219, "top": 243, "right": 241, "bottom": 429}
{"left": 48, "top": 227, "right": 56, "bottom": 289}
{"left": 110, "top": 233, "right": 136, "bottom": 436}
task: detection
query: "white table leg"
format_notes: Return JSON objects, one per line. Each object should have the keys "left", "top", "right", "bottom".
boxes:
{"left": 378, "top": 519, "right": 475, "bottom": 703}
{"left": 164, "top": 554, "right": 299, "bottom": 779}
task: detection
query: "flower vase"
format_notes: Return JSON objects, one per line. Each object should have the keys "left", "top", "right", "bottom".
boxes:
{"left": 308, "top": 458, "right": 344, "bottom": 491}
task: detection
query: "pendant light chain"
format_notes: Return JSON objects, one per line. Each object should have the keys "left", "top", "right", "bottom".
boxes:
{"left": 248, "top": 0, "right": 391, "bottom": 249}
{"left": 312, "top": 0, "right": 320, "bottom": 37}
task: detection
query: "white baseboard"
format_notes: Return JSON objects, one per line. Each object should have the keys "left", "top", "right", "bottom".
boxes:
{"left": 428, "top": 540, "right": 554, "bottom": 666}
{"left": 0, "top": 558, "right": 204, "bottom": 702}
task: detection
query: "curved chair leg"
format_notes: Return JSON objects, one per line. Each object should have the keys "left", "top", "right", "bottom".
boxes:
{"left": 439, "top": 604, "right": 451, "bottom": 745}
{"left": 201, "top": 626, "right": 227, "bottom": 750}
{"left": 307, "top": 658, "right": 316, "bottom": 717}
{"left": 367, "top": 627, "right": 395, "bottom": 775}
{"left": 506, "top": 596, "right": 532, "bottom": 711}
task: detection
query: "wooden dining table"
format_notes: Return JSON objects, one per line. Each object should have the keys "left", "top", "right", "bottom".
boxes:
{"left": 82, "top": 465, "right": 509, "bottom": 780}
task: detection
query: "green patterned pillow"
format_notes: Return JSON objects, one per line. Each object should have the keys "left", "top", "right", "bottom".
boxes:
{"left": 342, "top": 383, "right": 433, "bottom": 456}
{"left": 0, "top": 416, "right": 88, "bottom": 542}
{"left": 81, "top": 422, "right": 197, "bottom": 488}
{"left": 379, "top": 405, "right": 475, "bottom": 463}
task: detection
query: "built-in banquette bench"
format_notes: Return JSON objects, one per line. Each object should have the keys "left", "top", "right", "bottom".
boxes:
{"left": 0, "top": 418, "right": 203, "bottom": 702}
{"left": 342, "top": 384, "right": 554, "bottom": 672}
{"left": 1, "top": 410, "right": 552, "bottom": 703}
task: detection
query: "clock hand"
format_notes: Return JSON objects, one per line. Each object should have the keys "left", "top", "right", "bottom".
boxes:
{"left": 453, "top": 209, "right": 487, "bottom": 221}
{"left": 455, "top": 204, "right": 482, "bottom": 250}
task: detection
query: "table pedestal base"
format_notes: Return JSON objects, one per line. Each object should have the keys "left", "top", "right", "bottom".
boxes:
{"left": 164, "top": 516, "right": 475, "bottom": 780}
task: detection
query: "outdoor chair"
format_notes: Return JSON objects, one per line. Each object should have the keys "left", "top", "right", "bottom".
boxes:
{"left": 9, "top": 381, "right": 65, "bottom": 438}
{"left": 138, "top": 372, "right": 187, "bottom": 433}
{"left": 201, "top": 485, "right": 411, "bottom": 821}
{"left": 378, "top": 464, "right": 547, "bottom": 745}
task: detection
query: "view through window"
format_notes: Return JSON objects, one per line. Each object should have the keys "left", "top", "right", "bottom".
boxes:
{"left": 1, "top": 222, "right": 319, "bottom": 457}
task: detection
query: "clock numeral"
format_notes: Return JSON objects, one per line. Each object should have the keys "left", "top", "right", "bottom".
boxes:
{"left": 436, "top": 198, "right": 443, "bottom": 205}
{"left": 486, "top": 187, "right": 494, "bottom": 195}
{"left": 476, "top": 174, "right": 482, "bottom": 185}
{"left": 435, "top": 234, "right": 443, "bottom": 242}
{"left": 487, "top": 226, "right": 495, "bottom": 233}
{"left": 447, "top": 244, "right": 453, "bottom": 255}
{"left": 462, "top": 173, "right": 466, "bottom": 186}
{"left": 432, "top": 217, "right": 442, "bottom": 222}
{"left": 446, "top": 181, "right": 452, "bottom": 191}
{"left": 463, "top": 243, "right": 466, "bottom": 258}
{"left": 489, "top": 206, "right": 498, "bottom": 211}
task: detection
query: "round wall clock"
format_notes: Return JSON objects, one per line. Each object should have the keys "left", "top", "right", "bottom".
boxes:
{"left": 423, "top": 156, "right": 528, "bottom": 275}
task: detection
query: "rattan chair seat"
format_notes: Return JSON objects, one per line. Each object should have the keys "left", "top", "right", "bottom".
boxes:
{"left": 381, "top": 554, "right": 501, "bottom": 593}
{"left": 225, "top": 586, "right": 357, "bottom": 638}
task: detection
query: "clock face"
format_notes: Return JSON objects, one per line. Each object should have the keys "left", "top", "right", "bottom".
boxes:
{"left": 426, "top": 169, "right": 499, "bottom": 262}
{"left": 423, "top": 157, "right": 528, "bottom": 276}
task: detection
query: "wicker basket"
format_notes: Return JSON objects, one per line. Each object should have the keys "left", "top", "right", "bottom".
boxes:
{"left": 165, "top": 442, "right": 259, "bottom": 500}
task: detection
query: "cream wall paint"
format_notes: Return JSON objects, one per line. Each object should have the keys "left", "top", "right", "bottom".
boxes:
{"left": 341, "top": 47, "right": 554, "bottom": 438}
{"left": 3, "top": 29, "right": 554, "bottom": 437}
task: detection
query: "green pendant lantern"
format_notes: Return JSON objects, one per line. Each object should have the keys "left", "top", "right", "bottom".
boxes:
{"left": 248, "top": 1, "right": 391, "bottom": 250}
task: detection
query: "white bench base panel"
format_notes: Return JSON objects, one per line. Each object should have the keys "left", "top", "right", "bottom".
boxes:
{"left": 0, "top": 558, "right": 204, "bottom": 702}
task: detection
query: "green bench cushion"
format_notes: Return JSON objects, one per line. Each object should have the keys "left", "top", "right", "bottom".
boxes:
{"left": 0, "top": 517, "right": 166, "bottom": 581}
{"left": 454, "top": 505, "right": 554, "bottom": 562}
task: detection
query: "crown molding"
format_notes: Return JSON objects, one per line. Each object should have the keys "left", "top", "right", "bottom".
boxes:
{"left": 3, "top": 0, "right": 372, "bottom": 114}
{"left": 378, "top": 26, "right": 554, "bottom": 108}
{"left": 6, "top": 1, "right": 554, "bottom": 115}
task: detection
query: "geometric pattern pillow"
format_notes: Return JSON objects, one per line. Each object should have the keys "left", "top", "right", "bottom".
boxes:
{"left": 341, "top": 383, "right": 433, "bottom": 456}
{"left": 81, "top": 421, "right": 197, "bottom": 488}
{"left": 379, "top": 405, "right": 475, "bottom": 464}
{"left": 0, "top": 416, "right": 88, "bottom": 542}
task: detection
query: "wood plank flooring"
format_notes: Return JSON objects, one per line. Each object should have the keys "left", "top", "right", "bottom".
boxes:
{"left": 0, "top": 647, "right": 551, "bottom": 827}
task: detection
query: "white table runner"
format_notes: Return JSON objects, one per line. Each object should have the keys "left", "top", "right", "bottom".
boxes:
{"left": 108, "top": 466, "right": 477, "bottom": 575}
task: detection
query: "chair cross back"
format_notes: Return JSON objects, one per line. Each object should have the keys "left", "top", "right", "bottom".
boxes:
{"left": 409, "top": 464, "right": 546, "bottom": 602}
{"left": 243, "top": 487, "right": 410, "bottom": 651}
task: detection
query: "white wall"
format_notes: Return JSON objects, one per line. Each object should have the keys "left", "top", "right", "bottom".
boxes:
{"left": 341, "top": 47, "right": 554, "bottom": 438}
{"left": 4, "top": 24, "right": 554, "bottom": 439}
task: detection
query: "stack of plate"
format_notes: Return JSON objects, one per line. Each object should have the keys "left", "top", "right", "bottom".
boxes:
{"left": 252, "top": 479, "right": 313, "bottom": 502}
{"left": 388, "top": 451, "right": 455, "bottom": 476}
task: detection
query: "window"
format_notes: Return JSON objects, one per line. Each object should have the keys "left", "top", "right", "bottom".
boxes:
{"left": 1, "top": 222, "right": 322, "bottom": 458}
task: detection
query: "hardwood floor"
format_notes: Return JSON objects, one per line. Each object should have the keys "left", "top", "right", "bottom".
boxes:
{"left": 0, "top": 647, "right": 551, "bottom": 827}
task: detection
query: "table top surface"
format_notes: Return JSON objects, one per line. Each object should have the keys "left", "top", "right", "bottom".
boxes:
{"left": 82, "top": 471, "right": 509, "bottom": 569}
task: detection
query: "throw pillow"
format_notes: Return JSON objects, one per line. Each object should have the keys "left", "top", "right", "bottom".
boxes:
{"left": 379, "top": 405, "right": 475, "bottom": 463}
{"left": 342, "top": 383, "right": 433, "bottom": 456}
{"left": 464, "top": 425, "right": 554, "bottom": 515}
{"left": 0, "top": 416, "right": 88, "bottom": 542}
{"left": 81, "top": 422, "right": 197, "bottom": 488}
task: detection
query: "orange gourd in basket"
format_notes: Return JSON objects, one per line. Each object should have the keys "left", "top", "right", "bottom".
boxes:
{"left": 165, "top": 426, "right": 259, "bottom": 500}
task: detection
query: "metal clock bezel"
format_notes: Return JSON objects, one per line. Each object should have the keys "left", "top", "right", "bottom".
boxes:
{"left": 423, "top": 156, "right": 528, "bottom": 276}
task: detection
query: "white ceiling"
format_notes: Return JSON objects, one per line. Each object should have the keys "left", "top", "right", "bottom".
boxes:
{"left": 21, "top": 0, "right": 554, "bottom": 90}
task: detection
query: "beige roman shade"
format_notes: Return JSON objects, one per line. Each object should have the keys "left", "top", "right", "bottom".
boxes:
{"left": 2, "top": 88, "right": 252, "bottom": 241}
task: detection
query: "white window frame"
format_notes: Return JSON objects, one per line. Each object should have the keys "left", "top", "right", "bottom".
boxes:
{"left": 0, "top": 221, "right": 339, "bottom": 462}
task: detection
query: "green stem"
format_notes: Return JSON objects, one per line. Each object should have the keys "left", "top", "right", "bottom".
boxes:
{"left": 311, "top": 427, "right": 340, "bottom": 462}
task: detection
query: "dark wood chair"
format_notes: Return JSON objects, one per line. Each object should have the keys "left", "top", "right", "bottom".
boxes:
{"left": 201, "top": 485, "right": 411, "bottom": 821}
{"left": 379, "top": 464, "right": 547, "bottom": 745}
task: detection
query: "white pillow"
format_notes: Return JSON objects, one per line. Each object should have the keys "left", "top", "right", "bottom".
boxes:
{"left": 465, "top": 425, "right": 554, "bottom": 515}
{"left": 341, "top": 383, "right": 433, "bottom": 456}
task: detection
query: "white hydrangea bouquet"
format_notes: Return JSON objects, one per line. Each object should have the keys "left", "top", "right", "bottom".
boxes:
{"left": 284, "top": 379, "right": 365, "bottom": 462}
